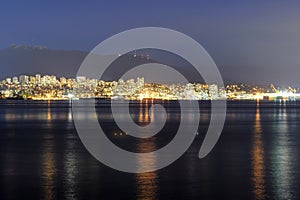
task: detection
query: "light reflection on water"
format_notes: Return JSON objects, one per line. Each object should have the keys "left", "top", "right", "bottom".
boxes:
{"left": 271, "top": 103, "right": 295, "bottom": 199}
{"left": 42, "top": 139, "right": 57, "bottom": 200}
{"left": 0, "top": 100, "right": 300, "bottom": 199}
{"left": 136, "top": 101, "right": 159, "bottom": 200}
{"left": 252, "top": 102, "right": 266, "bottom": 200}
{"left": 136, "top": 141, "right": 159, "bottom": 200}
{"left": 47, "top": 107, "right": 52, "bottom": 122}
{"left": 63, "top": 140, "right": 78, "bottom": 200}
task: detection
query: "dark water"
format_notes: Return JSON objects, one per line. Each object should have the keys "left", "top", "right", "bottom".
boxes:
{"left": 0, "top": 100, "right": 300, "bottom": 200}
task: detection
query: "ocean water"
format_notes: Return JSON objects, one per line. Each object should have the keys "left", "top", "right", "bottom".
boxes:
{"left": 0, "top": 100, "right": 299, "bottom": 200}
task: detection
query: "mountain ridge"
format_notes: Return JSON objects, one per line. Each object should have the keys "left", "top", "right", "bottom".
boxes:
{"left": 0, "top": 45, "right": 233, "bottom": 84}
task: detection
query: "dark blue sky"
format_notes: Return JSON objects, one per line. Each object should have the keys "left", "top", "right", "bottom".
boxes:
{"left": 1, "top": 0, "right": 300, "bottom": 86}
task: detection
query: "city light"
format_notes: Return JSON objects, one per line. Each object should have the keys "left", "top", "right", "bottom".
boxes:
{"left": 0, "top": 74, "right": 300, "bottom": 101}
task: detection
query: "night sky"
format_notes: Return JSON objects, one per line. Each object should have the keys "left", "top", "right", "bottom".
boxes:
{"left": 1, "top": 0, "right": 300, "bottom": 86}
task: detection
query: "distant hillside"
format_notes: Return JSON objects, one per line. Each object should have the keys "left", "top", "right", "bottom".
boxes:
{"left": 0, "top": 45, "right": 87, "bottom": 79}
{"left": 0, "top": 45, "right": 233, "bottom": 84}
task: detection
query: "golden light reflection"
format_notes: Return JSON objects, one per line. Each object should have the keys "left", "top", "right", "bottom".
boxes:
{"left": 138, "top": 99, "right": 151, "bottom": 124}
{"left": 139, "top": 100, "right": 143, "bottom": 123}
{"left": 252, "top": 106, "right": 266, "bottom": 200}
{"left": 47, "top": 107, "right": 52, "bottom": 122}
{"left": 144, "top": 100, "right": 149, "bottom": 122}
{"left": 150, "top": 102, "right": 155, "bottom": 122}
{"left": 136, "top": 142, "right": 159, "bottom": 200}
{"left": 42, "top": 141, "right": 57, "bottom": 200}
{"left": 68, "top": 107, "right": 73, "bottom": 123}
{"left": 136, "top": 101, "right": 159, "bottom": 200}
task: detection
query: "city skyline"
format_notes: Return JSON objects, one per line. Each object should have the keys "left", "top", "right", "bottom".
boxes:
{"left": 1, "top": 73, "right": 299, "bottom": 101}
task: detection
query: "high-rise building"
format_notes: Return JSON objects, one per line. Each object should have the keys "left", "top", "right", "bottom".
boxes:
{"left": 12, "top": 77, "right": 18, "bottom": 83}
{"left": 50, "top": 75, "right": 57, "bottom": 83}
{"left": 35, "top": 74, "right": 41, "bottom": 84}
{"left": 137, "top": 77, "right": 144, "bottom": 87}
{"left": 88, "top": 78, "right": 97, "bottom": 87}
{"left": 5, "top": 78, "right": 11, "bottom": 84}
{"left": 60, "top": 77, "right": 67, "bottom": 85}
{"left": 30, "top": 76, "right": 36, "bottom": 84}
{"left": 209, "top": 84, "right": 218, "bottom": 100}
{"left": 76, "top": 76, "right": 86, "bottom": 84}
{"left": 19, "top": 75, "right": 29, "bottom": 84}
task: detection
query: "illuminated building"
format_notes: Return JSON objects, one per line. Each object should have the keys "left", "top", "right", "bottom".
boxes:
{"left": 1, "top": 73, "right": 300, "bottom": 101}
{"left": 60, "top": 77, "right": 67, "bottom": 85}
{"left": 209, "top": 84, "right": 218, "bottom": 100}
{"left": 5, "top": 78, "right": 11, "bottom": 84}
{"left": 19, "top": 75, "right": 29, "bottom": 84}
{"left": 76, "top": 76, "right": 87, "bottom": 87}
{"left": 12, "top": 76, "right": 18, "bottom": 83}
{"left": 30, "top": 76, "right": 36, "bottom": 84}
{"left": 36, "top": 74, "right": 41, "bottom": 84}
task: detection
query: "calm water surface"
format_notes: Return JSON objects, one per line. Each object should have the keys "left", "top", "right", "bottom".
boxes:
{"left": 0, "top": 100, "right": 300, "bottom": 200}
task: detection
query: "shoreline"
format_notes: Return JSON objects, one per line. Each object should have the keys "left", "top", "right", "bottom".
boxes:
{"left": 0, "top": 98, "right": 298, "bottom": 102}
